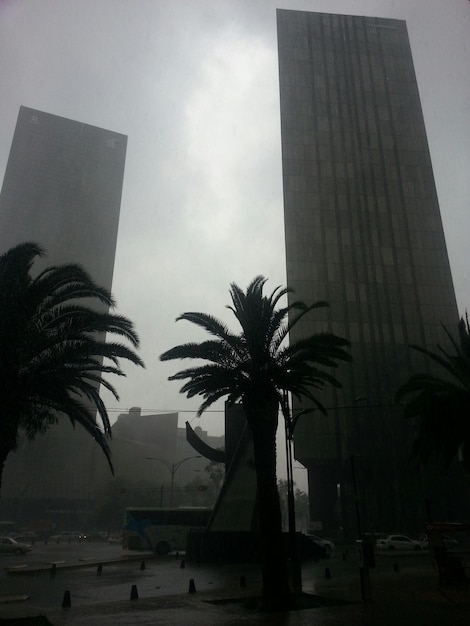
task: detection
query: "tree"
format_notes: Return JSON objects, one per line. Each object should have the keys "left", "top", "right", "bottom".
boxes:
{"left": 205, "top": 458, "right": 225, "bottom": 498}
{"left": 0, "top": 242, "right": 144, "bottom": 492}
{"left": 278, "top": 479, "right": 310, "bottom": 532}
{"left": 396, "top": 315, "right": 470, "bottom": 473}
{"left": 160, "top": 276, "right": 351, "bottom": 610}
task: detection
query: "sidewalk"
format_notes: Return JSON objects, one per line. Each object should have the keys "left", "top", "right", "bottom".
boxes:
{"left": 1, "top": 553, "right": 470, "bottom": 625}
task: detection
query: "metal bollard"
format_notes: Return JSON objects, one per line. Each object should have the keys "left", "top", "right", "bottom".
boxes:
{"left": 62, "top": 590, "right": 71, "bottom": 608}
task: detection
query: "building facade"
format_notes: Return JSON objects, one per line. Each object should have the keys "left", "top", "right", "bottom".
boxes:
{"left": 0, "top": 106, "right": 126, "bottom": 284}
{"left": 277, "top": 10, "right": 468, "bottom": 536}
{"left": 0, "top": 107, "right": 127, "bottom": 527}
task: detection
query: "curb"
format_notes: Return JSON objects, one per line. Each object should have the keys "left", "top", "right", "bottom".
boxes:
{"left": 5, "top": 552, "right": 156, "bottom": 576}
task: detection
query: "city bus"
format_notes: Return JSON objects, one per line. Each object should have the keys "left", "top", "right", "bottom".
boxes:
{"left": 122, "top": 507, "right": 212, "bottom": 555}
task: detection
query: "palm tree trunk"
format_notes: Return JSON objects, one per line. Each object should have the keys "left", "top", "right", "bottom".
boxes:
{"left": 249, "top": 415, "right": 291, "bottom": 610}
{"left": 0, "top": 437, "right": 15, "bottom": 498}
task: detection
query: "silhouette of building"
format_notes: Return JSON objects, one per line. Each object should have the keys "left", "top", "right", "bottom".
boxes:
{"left": 110, "top": 407, "right": 224, "bottom": 499}
{"left": 0, "top": 105, "right": 126, "bottom": 284}
{"left": 277, "top": 10, "right": 469, "bottom": 535}
{"left": 0, "top": 107, "right": 127, "bottom": 527}
{"left": 89, "top": 409, "right": 225, "bottom": 524}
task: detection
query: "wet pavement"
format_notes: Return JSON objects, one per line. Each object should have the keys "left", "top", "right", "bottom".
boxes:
{"left": 1, "top": 543, "right": 469, "bottom": 624}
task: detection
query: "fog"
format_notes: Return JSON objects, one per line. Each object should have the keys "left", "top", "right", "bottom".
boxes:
{"left": 1, "top": 1, "right": 468, "bottom": 436}
{"left": 0, "top": 0, "right": 468, "bottom": 529}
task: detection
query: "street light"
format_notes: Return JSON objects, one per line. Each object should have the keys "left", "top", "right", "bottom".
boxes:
{"left": 283, "top": 400, "right": 315, "bottom": 590}
{"left": 147, "top": 455, "right": 201, "bottom": 506}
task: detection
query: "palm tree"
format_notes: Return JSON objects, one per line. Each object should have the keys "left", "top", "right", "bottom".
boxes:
{"left": 0, "top": 242, "right": 145, "bottom": 492}
{"left": 160, "top": 276, "right": 351, "bottom": 610}
{"left": 396, "top": 315, "right": 470, "bottom": 473}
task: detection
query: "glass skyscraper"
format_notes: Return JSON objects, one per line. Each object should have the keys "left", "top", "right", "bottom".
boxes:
{"left": 277, "top": 10, "right": 467, "bottom": 535}
{"left": 0, "top": 106, "right": 126, "bottom": 286}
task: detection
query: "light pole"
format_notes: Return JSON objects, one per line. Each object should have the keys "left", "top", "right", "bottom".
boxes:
{"left": 147, "top": 455, "right": 201, "bottom": 506}
{"left": 283, "top": 399, "right": 315, "bottom": 590}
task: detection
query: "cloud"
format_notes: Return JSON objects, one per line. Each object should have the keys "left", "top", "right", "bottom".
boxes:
{"left": 1, "top": 0, "right": 469, "bottom": 435}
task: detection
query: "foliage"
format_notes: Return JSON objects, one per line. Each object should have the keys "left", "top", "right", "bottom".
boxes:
{"left": 278, "top": 479, "right": 310, "bottom": 532}
{"left": 396, "top": 315, "right": 470, "bottom": 472}
{"left": 178, "top": 477, "right": 215, "bottom": 507}
{"left": 205, "top": 458, "right": 225, "bottom": 497}
{"left": 160, "top": 276, "right": 350, "bottom": 609}
{"left": 0, "top": 242, "right": 144, "bottom": 489}
{"left": 160, "top": 276, "right": 351, "bottom": 418}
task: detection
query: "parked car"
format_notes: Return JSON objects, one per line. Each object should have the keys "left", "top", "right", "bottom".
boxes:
{"left": 376, "top": 534, "right": 422, "bottom": 551}
{"left": 0, "top": 536, "right": 33, "bottom": 555}
{"left": 418, "top": 534, "right": 459, "bottom": 550}
{"left": 12, "top": 532, "right": 38, "bottom": 544}
{"left": 62, "top": 531, "right": 87, "bottom": 542}
{"left": 47, "top": 530, "right": 87, "bottom": 543}
{"left": 86, "top": 531, "right": 108, "bottom": 542}
{"left": 305, "top": 534, "right": 335, "bottom": 555}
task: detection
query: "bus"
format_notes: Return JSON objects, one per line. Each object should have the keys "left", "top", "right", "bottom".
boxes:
{"left": 122, "top": 507, "right": 212, "bottom": 555}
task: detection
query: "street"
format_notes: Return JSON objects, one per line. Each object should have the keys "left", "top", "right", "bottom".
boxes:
{"left": 2, "top": 542, "right": 469, "bottom": 626}
{"left": 0, "top": 540, "right": 263, "bottom": 612}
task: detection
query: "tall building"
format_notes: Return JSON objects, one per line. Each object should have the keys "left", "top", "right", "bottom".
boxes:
{"left": 0, "top": 106, "right": 127, "bottom": 526}
{"left": 277, "top": 10, "right": 468, "bottom": 535}
{"left": 0, "top": 106, "right": 126, "bottom": 284}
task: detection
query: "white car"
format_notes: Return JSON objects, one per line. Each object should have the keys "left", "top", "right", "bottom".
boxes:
{"left": 376, "top": 534, "right": 422, "bottom": 551}
{"left": 306, "top": 534, "right": 335, "bottom": 555}
{"left": 0, "top": 536, "right": 32, "bottom": 555}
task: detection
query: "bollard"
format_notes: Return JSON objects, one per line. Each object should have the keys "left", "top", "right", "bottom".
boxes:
{"left": 188, "top": 579, "right": 196, "bottom": 593}
{"left": 50, "top": 563, "right": 57, "bottom": 578}
{"left": 130, "top": 584, "right": 139, "bottom": 600}
{"left": 325, "top": 567, "right": 331, "bottom": 579}
{"left": 140, "top": 560, "right": 146, "bottom": 571}
{"left": 360, "top": 567, "right": 372, "bottom": 602}
{"left": 62, "top": 590, "right": 71, "bottom": 608}
{"left": 180, "top": 559, "right": 186, "bottom": 569}
{"left": 240, "top": 575, "right": 247, "bottom": 588}
{"left": 97, "top": 563, "right": 103, "bottom": 576}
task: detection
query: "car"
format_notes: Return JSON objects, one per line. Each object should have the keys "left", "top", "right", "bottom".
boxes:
{"left": 12, "top": 532, "right": 38, "bottom": 544}
{"left": 376, "top": 534, "right": 422, "bottom": 551}
{"left": 86, "top": 531, "right": 108, "bottom": 542}
{"left": 305, "top": 533, "right": 335, "bottom": 555}
{"left": 47, "top": 530, "right": 88, "bottom": 543}
{"left": 418, "top": 534, "right": 459, "bottom": 550}
{"left": 442, "top": 535, "right": 459, "bottom": 548}
{"left": 0, "top": 536, "right": 33, "bottom": 555}
{"left": 62, "top": 531, "right": 87, "bottom": 542}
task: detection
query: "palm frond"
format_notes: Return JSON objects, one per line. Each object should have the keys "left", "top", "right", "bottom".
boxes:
{"left": 160, "top": 276, "right": 351, "bottom": 423}
{"left": 1, "top": 241, "right": 144, "bottom": 479}
{"left": 396, "top": 314, "right": 470, "bottom": 472}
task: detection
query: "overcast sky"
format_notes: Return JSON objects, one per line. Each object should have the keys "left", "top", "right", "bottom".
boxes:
{"left": 1, "top": 0, "right": 469, "bottom": 440}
